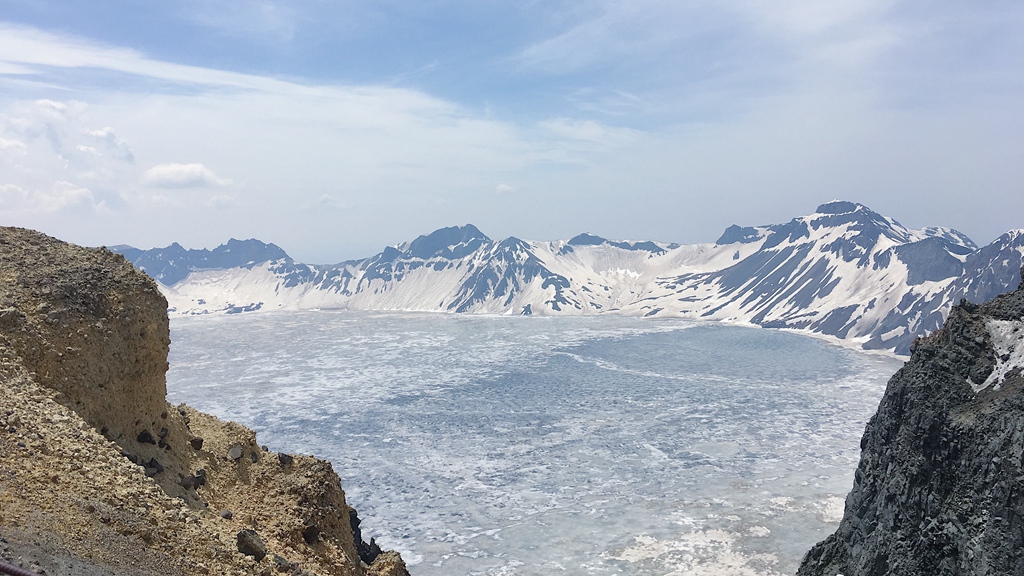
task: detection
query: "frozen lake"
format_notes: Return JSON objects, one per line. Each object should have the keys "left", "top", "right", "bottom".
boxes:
{"left": 166, "top": 312, "right": 902, "bottom": 575}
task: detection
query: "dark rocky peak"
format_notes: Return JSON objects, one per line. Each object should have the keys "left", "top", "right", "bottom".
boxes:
{"left": 716, "top": 225, "right": 765, "bottom": 245}
{"left": 358, "top": 246, "right": 406, "bottom": 284}
{"left": 814, "top": 200, "right": 865, "bottom": 215}
{"left": 155, "top": 242, "right": 189, "bottom": 258}
{"left": 809, "top": 201, "right": 907, "bottom": 239}
{"left": 209, "top": 238, "right": 289, "bottom": 267}
{"left": 562, "top": 233, "right": 666, "bottom": 255}
{"left": 567, "top": 233, "right": 608, "bottom": 246}
{"left": 761, "top": 219, "right": 811, "bottom": 250}
{"left": 112, "top": 239, "right": 292, "bottom": 286}
{"left": 362, "top": 246, "right": 403, "bottom": 273}
{"left": 116, "top": 242, "right": 193, "bottom": 285}
{"left": 920, "top": 226, "right": 978, "bottom": 252}
{"left": 497, "top": 236, "right": 528, "bottom": 250}
{"left": 403, "top": 224, "right": 491, "bottom": 260}
{"left": 805, "top": 202, "right": 920, "bottom": 263}
{"left": 107, "top": 244, "right": 143, "bottom": 262}
{"left": 619, "top": 240, "right": 666, "bottom": 254}
{"left": 493, "top": 237, "right": 533, "bottom": 262}
{"left": 944, "top": 230, "right": 1024, "bottom": 304}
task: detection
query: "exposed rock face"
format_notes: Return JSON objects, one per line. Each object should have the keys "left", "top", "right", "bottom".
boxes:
{"left": 798, "top": 267, "right": 1024, "bottom": 576}
{"left": 0, "top": 227, "right": 409, "bottom": 576}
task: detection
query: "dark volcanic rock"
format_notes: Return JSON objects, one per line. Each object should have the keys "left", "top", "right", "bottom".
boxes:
{"left": 236, "top": 529, "right": 267, "bottom": 561}
{"left": 798, "top": 267, "right": 1024, "bottom": 576}
{"left": 137, "top": 429, "right": 156, "bottom": 445}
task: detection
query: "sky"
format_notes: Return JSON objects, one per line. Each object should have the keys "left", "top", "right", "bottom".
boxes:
{"left": 0, "top": 1, "right": 1022, "bottom": 263}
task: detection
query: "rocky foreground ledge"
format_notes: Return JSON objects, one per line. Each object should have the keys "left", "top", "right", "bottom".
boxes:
{"left": 0, "top": 227, "right": 410, "bottom": 576}
{"left": 799, "top": 267, "right": 1024, "bottom": 576}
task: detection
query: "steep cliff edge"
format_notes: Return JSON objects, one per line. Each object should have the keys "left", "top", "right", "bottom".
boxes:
{"left": 798, "top": 267, "right": 1024, "bottom": 576}
{"left": 0, "top": 227, "right": 409, "bottom": 576}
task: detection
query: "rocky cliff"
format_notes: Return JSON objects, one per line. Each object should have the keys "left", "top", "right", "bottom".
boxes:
{"left": 798, "top": 267, "right": 1024, "bottom": 575}
{"left": 0, "top": 227, "right": 409, "bottom": 576}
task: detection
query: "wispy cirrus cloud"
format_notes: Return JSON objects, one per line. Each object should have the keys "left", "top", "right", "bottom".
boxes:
{"left": 178, "top": 0, "right": 299, "bottom": 42}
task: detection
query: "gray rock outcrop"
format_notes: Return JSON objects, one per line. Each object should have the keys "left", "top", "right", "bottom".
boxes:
{"left": 798, "top": 267, "right": 1024, "bottom": 575}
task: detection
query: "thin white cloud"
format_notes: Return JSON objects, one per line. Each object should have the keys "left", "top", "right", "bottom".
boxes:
{"left": 88, "top": 127, "right": 135, "bottom": 163}
{"left": 49, "top": 180, "right": 96, "bottom": 210}
{"left": 305, "top": 193, "right": 349, "bottom": 212}
{"left": 538, "top": 118, "right": 640, "bottom": 146}
{"left": 204, "top": 194, "right": 236, "bottom": 209}
{"left": 0, "top": 180, "right": 98, "bottom": 212}
{"left": 141, "top": 163, "right": 231, "bottom": 188}
{"left": 515, "top": 0, "right": 901, "bottom": 73}
{"left": 514, "top": 2, "right": 685, "bottom": 75}
{"left": 733, "top": 0, "right": 896, "bottom": 36}
{"left": 0, "top": 137, "right": 26, "bottom": 151}
{"left": 35, "top": 99, "right": 68, "bottom": 111}
{"left": 0, "top": 183, "right": 27, "bottom": 207}
{"left": 0, "top": 23, "right": 300, "bottom": 93}
{"left": 179, "top": 0, "right": 298, "bottom": 42}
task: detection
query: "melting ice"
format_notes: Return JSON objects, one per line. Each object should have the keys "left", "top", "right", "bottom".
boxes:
{"left": 167, "top": 312, "right": 901, "bottom": 575}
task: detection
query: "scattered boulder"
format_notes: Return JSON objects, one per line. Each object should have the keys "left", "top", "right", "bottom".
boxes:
{"left": 272, "top": 554, "right": 299, "bottom": 573}
{"left": 277, "top": 453, "right": 293, "bottom": 466}
{"left": 236, "top": 529, "right": 267, "bottom": 561}
{"left": 144, "top": 457, "right": 163, "bottom": 476}
{"left": 227, "top": 445, "right": 243, "bottom": 460}
{"left": 179, "top": 469, "right": 206, "bottom": 490}
{"left": 189, "top": 437, "right": 204, "bottom": 450}
{"left": 137, "top": 429, "right": 156, "bottom": 445}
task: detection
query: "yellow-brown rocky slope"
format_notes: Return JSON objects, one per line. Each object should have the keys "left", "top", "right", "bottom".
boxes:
{"left": 0, "top": 226, "right": 409, "bottom": 576}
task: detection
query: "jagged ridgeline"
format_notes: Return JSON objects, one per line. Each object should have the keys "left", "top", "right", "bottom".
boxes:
{"left": 798, "top": 267, "right": 1024, "bottom": 576}
{"left": 0, "top": 227, "right": 409, "bottom": 576}
{"left": 113, "top": 201, "right": 1024, "bottom": 355}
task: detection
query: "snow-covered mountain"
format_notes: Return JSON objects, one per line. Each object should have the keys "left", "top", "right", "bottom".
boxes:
{"left": 112, "top": 201, "right": 1024, "bottom": 355}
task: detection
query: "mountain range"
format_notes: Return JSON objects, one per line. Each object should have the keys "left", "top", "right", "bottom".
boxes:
{"left": 111, "top": 201, "right": 1024, "bottom": 355}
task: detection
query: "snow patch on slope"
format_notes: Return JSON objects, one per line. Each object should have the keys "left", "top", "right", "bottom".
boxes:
{"left": 973, "top": 319, "right": 1024, "bottom": 392}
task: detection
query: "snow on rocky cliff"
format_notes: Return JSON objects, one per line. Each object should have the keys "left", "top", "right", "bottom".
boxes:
{"left": 112, "top": 202, "right": 1024, "bottom": 355}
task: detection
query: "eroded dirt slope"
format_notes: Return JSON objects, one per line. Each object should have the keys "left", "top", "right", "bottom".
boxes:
{"left": 0, "top": 226, "right": 408, "bottom": 576}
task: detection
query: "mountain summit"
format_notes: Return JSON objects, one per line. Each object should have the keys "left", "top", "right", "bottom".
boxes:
{"left": 112, "top": 202, "right": 1024, "bottom": 355}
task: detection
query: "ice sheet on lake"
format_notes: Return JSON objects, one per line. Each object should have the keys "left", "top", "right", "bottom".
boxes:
{"left": 167, "top": 311, "right": 901, "bottom": 575}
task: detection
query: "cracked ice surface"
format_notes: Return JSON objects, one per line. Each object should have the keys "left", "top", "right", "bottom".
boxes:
{"left": 167, "top": 311, "right": 900, "bottom": 575}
